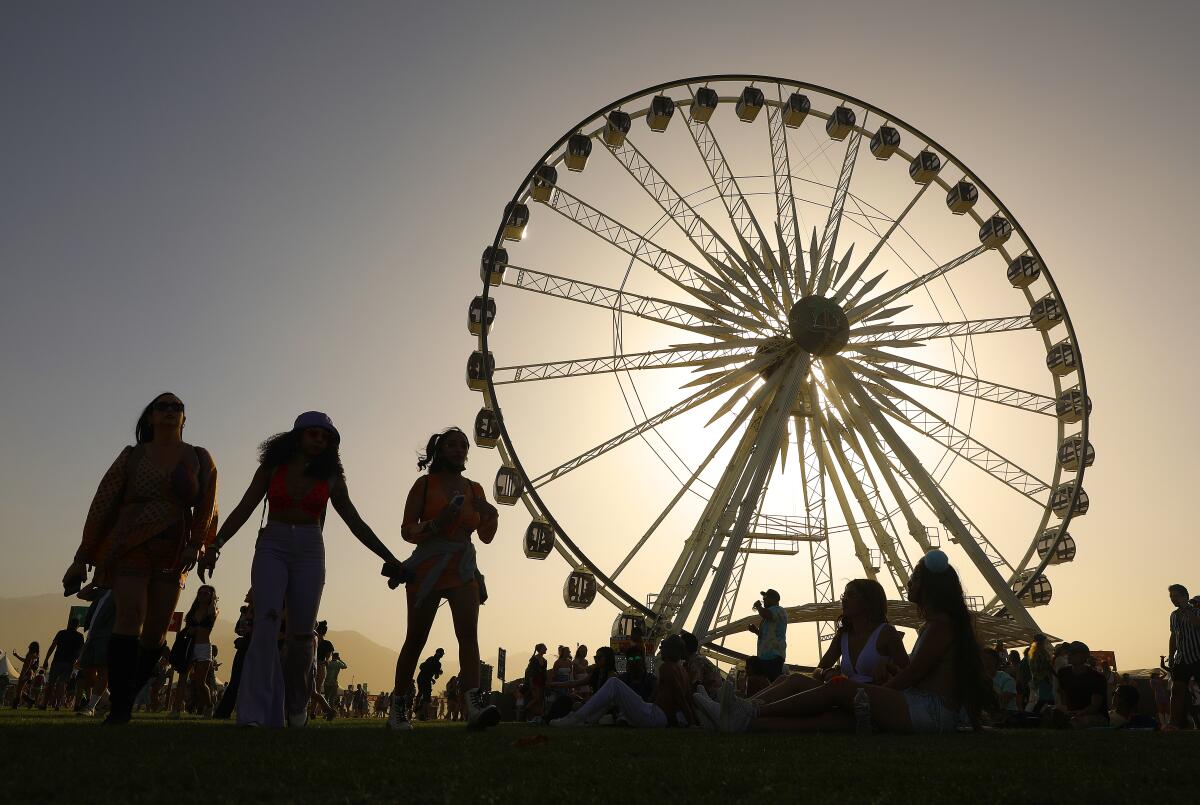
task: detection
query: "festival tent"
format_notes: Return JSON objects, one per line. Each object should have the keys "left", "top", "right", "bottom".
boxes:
{"left": 1, "top": 650, "right": 16, "bottom": 679}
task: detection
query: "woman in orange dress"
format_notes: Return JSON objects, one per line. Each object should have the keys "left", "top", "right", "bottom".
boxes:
{"left": 386, "top": 428, "right": 499, "bottom": 730}
{"left": 61, "top": 392, "right": 218, "bottom": 725}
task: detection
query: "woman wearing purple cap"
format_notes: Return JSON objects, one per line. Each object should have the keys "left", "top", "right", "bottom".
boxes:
{"left": 202, "top": 412, "right": 401, "bottom": 728}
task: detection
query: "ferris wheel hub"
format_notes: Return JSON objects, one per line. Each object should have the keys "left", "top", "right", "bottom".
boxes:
{"left": 788, "top": 296, "right": 850, "bottom": 356}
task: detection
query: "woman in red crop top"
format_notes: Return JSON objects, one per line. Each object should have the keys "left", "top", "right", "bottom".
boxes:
{"left": 386, "top": 427, "right": 499, "bottom": 731}
{"left": 202, "top": 411, "right": 401, "bottom": 728}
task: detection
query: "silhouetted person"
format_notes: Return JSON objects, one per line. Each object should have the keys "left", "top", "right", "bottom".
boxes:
{"left": 61, "top": 393, "right": 218, "bottom": 725}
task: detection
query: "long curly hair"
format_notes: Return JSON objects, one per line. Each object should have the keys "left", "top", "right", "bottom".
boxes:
{"left": 258, "top": 429, "right": 344, "bottom": 480}
{"left": 908, "top": 560, "right": 987, "bottom": 728}
{"left": 416, "top": 427, "right": 467, "bottom": 472}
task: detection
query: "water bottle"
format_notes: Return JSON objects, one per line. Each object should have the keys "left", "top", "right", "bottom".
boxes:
{"left": 853, "top": 687, "right": 872, "bottom": 734}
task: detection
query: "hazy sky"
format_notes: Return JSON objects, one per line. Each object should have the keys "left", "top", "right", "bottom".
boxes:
{"left": 3, "top": 1, "right": 1198, "bottom": 677}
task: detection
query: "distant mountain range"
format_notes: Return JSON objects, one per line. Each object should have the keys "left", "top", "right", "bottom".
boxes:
{"left": 0, "top": 592, "right": 400, "bottom": 692}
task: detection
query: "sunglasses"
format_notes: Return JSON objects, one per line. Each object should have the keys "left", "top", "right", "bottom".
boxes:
{"left": 153, "top": 401, "right": 185, "bottom": 413}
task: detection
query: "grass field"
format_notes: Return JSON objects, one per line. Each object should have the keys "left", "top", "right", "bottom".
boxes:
{"left": 1, "top": 709, "right": 1195, "bottom": 803}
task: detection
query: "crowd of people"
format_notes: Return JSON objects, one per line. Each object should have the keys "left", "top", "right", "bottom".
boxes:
{"left": 523, "top": 571, "right": 1200, "bottom": 734}
{"left": 5, "top": 391, "right": 1199, "bottom": 736}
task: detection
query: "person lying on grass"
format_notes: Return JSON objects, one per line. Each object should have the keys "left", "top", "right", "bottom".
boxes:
{"left": 551, "top": 636, "right": 698, "bottom": 728}
{"left": 698, "top": 550, "right": 987, "bottom": 734}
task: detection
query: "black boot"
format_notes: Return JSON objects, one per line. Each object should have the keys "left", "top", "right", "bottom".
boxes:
{"left": 103, "top": 634, "right": 138, "bottom": 726}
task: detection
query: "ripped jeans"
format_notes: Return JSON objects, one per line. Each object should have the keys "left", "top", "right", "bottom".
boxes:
{"left": 237, "top": 523, "right": 325, "bottom": 727}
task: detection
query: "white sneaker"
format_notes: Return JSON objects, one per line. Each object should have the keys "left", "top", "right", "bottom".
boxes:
{"left": 549, "top": 712, "right": 587, "bottom": 728}
{"left": 288, "top": 710, "right": 308, "bottom": 728}
{"left": 718, "top": 678, "right": 757, "bottom": 733}
{"left": 692, "top": 691, "right": 720, "bottom": 729}
{"left": 465, "top": 688, "right": 500, "bottom": 731}
{"left": 387, "top": 694, "right": 412, "bottom": 731}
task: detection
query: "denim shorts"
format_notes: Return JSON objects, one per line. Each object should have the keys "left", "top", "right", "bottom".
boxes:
{"left": 904, "top": 688, "right": 960, "bottom": 733}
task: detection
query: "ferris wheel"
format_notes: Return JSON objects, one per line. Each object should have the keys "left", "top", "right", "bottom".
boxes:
{"left": 466, "top": 75, "right": 1092, "bottom": 655}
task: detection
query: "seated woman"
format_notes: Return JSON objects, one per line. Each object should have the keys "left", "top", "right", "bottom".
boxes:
{"left": 707, "top": 579, "right": 908, "bottom": 716}
{"left": 551, "top": 637, "right": 697, "bottom": 728}
{"left": 701, "top": 550, "right": 985, "bottom": 734}
{"left": 550, "top": 646, "right": 617, "bottom": 704}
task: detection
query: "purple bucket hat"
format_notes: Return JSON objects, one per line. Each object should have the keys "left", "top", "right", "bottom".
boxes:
{"left": 293, "top": 411, "right": 340, "bottom": 443}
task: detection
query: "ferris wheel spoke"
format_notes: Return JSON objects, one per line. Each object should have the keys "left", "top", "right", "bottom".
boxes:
{"left": 652, "top": 363, "right": 797, "bottom": 626}
{"left": 681, "top": 343, "right": 791, "bottom": 395}
{"left": 841, "top": 271, "right": 889, "bottom": 309}
{"left": 846, "top": 352, "right": 1057, "bottom": 416}
{"left": 817, "top": 409, "right": 910, "bottom": 590}
{"left": 692, "top": 353, "right": 810, "bottom": 636}
{"left": 508, "top": 265, "right": 743, "bottom": 339}
{"left": 755, "top": 230, "right": 794, "bottom": 314}
{"left": 767, "top": 94, "right": 802, "bottom": 292}
{"left": 530, "top": 372, "right": 757, "bottom": 489}
{"left": 825, "top": 382, "right": 932, "bottom": 558}
{"left": 773, "top": 222, "right": 797, "bottom": 312}
{"left": 850, "top": 368, "right": 1052, "bottom": 503}
{"left": 683, "top": 88, "right": 779, "bottom": 296}
{"left": 845, "top": 244, "right": 990, "bottom": 324}
{"left": 492, "top": 345, "right": 757, "bottom": 385}
{"left": 610, "top": 375, "right": 773, "bottom": 581}
{"left": 797, "top": 413, "right": 837, "bottom": 646}
{"left": 813, "top": 119, "right": 867, "bottom": 297}
{"left": 871, "top": 425, "right": 1025, "bottom": 616}
{"left": 604, "top": 135, "right": 767, "bottom": 311}
{"left": 831, "top": 182, "right": 931, "bottom": 304}
{"left": 864, "top": 419, "right": 1015, "bottom": 575}
{"left": 731, "top": 232, "right": 786, "bottom": 320}
{"left": 713, "top": 465, "right": 776, "bottom": 632}
{"left": 829, "top": 361, "right": 1039, "bottom": 630}
{"left": 542, "top": 184, "right": 750, "bottom": 310}
{"left": 814, "top": 415, "right": 882, "bottom": 583}
{"left": 848, "top": 315, "right": 1036, "bottom": 347}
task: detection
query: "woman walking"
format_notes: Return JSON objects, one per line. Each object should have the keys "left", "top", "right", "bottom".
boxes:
{"left": 169, "top": 584, "right": 219, "bottom": 718}
{"left": 201, "top": 411, "right": 401, "bottom": 728}
{"left": 9, "top": 642, "right": 40, "bottom": 709}
{"left": 61, "top": 392, "right": 218, "bottom": 725}
{"left": 385, "top": 428, "right": 500, "bottom": 731}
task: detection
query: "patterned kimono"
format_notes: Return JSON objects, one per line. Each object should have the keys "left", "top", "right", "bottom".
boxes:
{"left": 78, "top": 444, "right": 218, "bottom": 586}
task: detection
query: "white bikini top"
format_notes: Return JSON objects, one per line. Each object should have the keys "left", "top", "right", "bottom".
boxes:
{"left": 840, "top": 623, "right": 887, "bottom": 683}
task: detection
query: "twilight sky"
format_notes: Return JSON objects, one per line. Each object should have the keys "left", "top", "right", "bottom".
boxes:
{"left": 2, "top": 1, "right": 1198, "bottom": 676}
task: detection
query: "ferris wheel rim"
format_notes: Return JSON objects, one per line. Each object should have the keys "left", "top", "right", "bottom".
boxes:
{"left": 475, "top": 74, "right": 1090, "bottom": 627}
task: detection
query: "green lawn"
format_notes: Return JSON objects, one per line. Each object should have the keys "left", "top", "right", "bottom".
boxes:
{"left": 1, "top": 709, "right": 1194, "bottom": 803}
